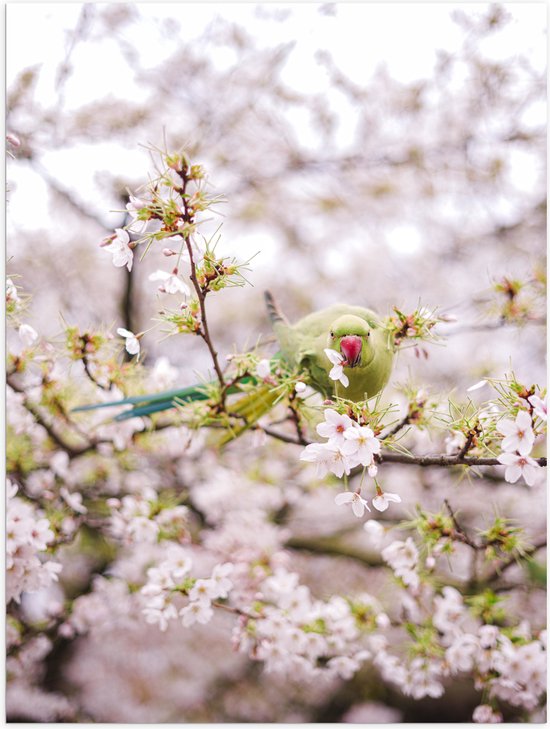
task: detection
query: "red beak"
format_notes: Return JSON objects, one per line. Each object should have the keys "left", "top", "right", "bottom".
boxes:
{"left": 340, "top": 335, "right": 362, "bottom": 367}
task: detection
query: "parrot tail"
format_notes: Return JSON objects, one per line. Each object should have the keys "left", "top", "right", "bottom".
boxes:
{"left": 264, "top": 290, "right": 288, "bottom": 326}
{"left": 217, "top": 384, "right": 283, "bottom": 445}
{"left": 72, "top": 384, "right": 213, "bottom": 421}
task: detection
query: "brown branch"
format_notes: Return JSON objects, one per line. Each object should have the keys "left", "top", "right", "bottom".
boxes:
{"left": 483, "top": 538, "right": 547, "bottom": 586}
{"left": 261, "top": 426, "right": 547, "bottom": 469}
{"left": 380, "top": 415, "right": 411, "bottom": 440}
{"left": 7, "top": 376, "right": 111, "bottom": 460}
{"left": 378, "top": 452, "right": 547, "bottom": 468}
{"left": 285, "top": 534, "right": 384, "bottom": 567}
{"left": 444, "top": 499, "right": 479, "bottom": 550}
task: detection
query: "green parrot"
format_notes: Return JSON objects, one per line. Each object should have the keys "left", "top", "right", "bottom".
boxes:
{"left": 74, "top": 292, "right": 394, "bottom": 439}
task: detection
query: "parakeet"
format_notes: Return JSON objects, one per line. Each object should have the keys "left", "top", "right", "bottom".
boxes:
{"left": 74, "top": 292, "right": 394, "bottom": 439}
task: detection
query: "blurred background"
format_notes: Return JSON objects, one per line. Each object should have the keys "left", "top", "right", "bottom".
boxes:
{"left": 6, "top": 2, "right": 546, "bottom": 723}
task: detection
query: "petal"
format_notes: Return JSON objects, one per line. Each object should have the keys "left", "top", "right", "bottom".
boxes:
{"left": 372, "top": 495, "right": 389, "bottom": 512}
{"left": 501, "top": 434, "right": 520, "bottom": 452}
{"left": 497, "top": 452, "right": 517, "bottom": 466}
{"left": 339, "top": 372, "right": 350, "bottom": 388}
{"left": 522, "top": 464, "right": 539, "bottom": 486}
{"left": 504, "top": 464, "right": 521, "bottom": 483}
{"left": 343, "top": 428, "right": 359, "bottom": 440}
{"left": 324, "top": 409, "right": 341, "bottom": 424}
{"left": 117, "top": 328, "right": 133, "bottom": 338}
{"left": 466, "top": 380, "right": 487, "bottom": 392}
{"left": 516, "top": 438, "right": 534, "bottom": 457}
{"left": 316, "top": 422, "right": 334, "bottom": 438}
{"left": 335, "top": 492, "right": 353, "bottom": 506}
{"left": 351, "top": 498, "right": 365, "bottom": 518}
{"left": 324, "top": 348, "right": 342, "bottom": 365}
{"left": 515, "top": 410, "right": 533, "bottom": 429}
{"left": 329, "top": 364, "right": 342, "bottom": 381}
{"left": 384, "top": 492, "right": 402, "bottom": 503}
{"left": 149, "top": 270, "right": 169, "bottom": 281}
{"left": 497, "top": 419, "right": 516, "bottom": 437}
{"left": 114, "top": 228, "right": 129, "bottom": 242}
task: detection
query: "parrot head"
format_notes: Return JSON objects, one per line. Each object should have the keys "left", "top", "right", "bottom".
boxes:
{"left": 328, "top": 315, "right": 375, "bottom": 368}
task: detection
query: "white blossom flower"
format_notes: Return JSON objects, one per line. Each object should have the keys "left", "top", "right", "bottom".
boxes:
{"left": 342, "top": 424, "right": 381, "bottom": 466}
{"left": 316, "top": 409, "right": 355, "bottom": 446}
{"left": 364, "top": 519, "right": 385, "bottom": 548}
{"left": 210, "top": 563, "right": 234, "bottom": 599}
{"left": 372, "top": 491, "right": 401, "bottom": 512}
{"left": 324, "top": 348, "right": 349, "bottom": 387}
{"left": 497, "top": 452, "right": 540, "bottom": 486}
{"left": 528, "top": 394, "right": 547, "bottom": 421}
{"left": 472, "top": 705, "right": 502, "bottom": 723}
{"left": 116, "top": 327, "right": 140, "bottom": 356}
{"left": 149, "top": 356, "right": 178, "bottom": 390}
{"left": 334, "top": 490, "right": 371, "bottom": 518}
{"left": 59, "top": 487, "right": 87, "bottom": 515}
{"left": 101, "top": 228, "right": 133, "bottom": 271}
{"left": 126, "top": 194, "right": 148, "bottom": 214}
{"left": 382, "top": 538, "right": 419, "bottom": 571}
{"left": 256, "top": 359, "right": 271, "bottom": 379}
{"left": 149, "top": 269, "right": 190, "bottom": 296}
{"left": 497, "top": 410, "right": 535, "bottom": 456}
{"left": 18, "top": 324, "right": 38, "bottom": 347}
{"left": 6, "top": 279, "right": 19, "bottom": 305}
{"left": 446, "top": 634, "right": 479, "bottom": 673}
{"left": 180, "top": 600, "right": 214, "bottom": 627}
{"left": 299, "top": 442, "right": 353, "bottom": 478}
{"left": 188, "top": 578, "right": 219, "bottom": 603}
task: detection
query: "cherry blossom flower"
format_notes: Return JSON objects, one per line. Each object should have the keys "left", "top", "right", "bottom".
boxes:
{"left": 116, "top": 327, "right": 140, "bottom": 356}
{"left": 497, "top": 452, "right": 540, "bottom": 486}
{"left": 180, "top": 600, "right": 214, "bottom": 627}
{"left": 316, "top": 409, "right": 354, "bottom": 446}
{"left": 210, "top": 563, "right": 234, "bottom": 599}
{"left": 59, "top": 487, "right": 87, "bottom": 515}
{"left": 126, "top": 194, "right": 149, "bottom": 219}
{"left": 342, "top": 424, "right": 381, "bottom": 466}
{"left": 101, "top": 228, "right": 134, "bottom": 271}
{"left": 497, "top": 410, "right": 535, "bottom": 455}
{"left": 188, "top": 578, "right": 219, "bottom": 603}
{"left": 472, "top": 705, "right": 502, "bottom": 723}
{"left": 143, "top": 595, "right": 178, "bottom": 632}
{"left": 18, "top": 324, "right": 38, "bottom": 347}
{"left": 6, "top": 279, "right": 19, "bottom": 305}
{"left": 364, "top": 519, "right": 385, "bottom": 548}
{"left": 300, "top": 443, "right": 352, "bottom": 478}
{"left": 334, "top": 490, "right": 371, "bottom": 518}
{"left": 149, "top": 269, "right": 190, "bottom": 295}
{"left": 445, "top": 634, "right": 479, "bottom": 672}
{"left": 528, "top": 394, "right": 547, "bottom": 421}
{"left": 324, "top": 348, "right": 349, "bottom": 387}
{"left": 372, "top": 490, "right": 401, "bottom": 512}
{"left": 256, "top": 359, "right": 271, "bottom": 379}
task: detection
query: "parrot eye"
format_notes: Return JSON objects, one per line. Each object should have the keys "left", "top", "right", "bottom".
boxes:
{"left": 330, "top": 331, "right": 334, "bottom": 338}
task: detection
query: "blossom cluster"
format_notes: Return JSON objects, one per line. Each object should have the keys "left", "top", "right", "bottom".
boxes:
{"left": 232, "top": 567, "right": 389, "bottom": 681}
{"left": 140, "top": 546, "right": 234, "bottom": 631}
{"left": 108, "top": 490, "right": 189, "bottom": 545}
{"left": 496, "top": 405, "right": 544, "bottom": 486}
{"left": 300, "top": 409, "right": 381, "bottom": 478}
{"left": 6, "top": 480, "right": 62, "bottom": 603}
{"left": 375, "top": 552, "right": 547, "bottom": 721}
{"left": 299, "top": 408, "right": 401, "bottom": 517}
